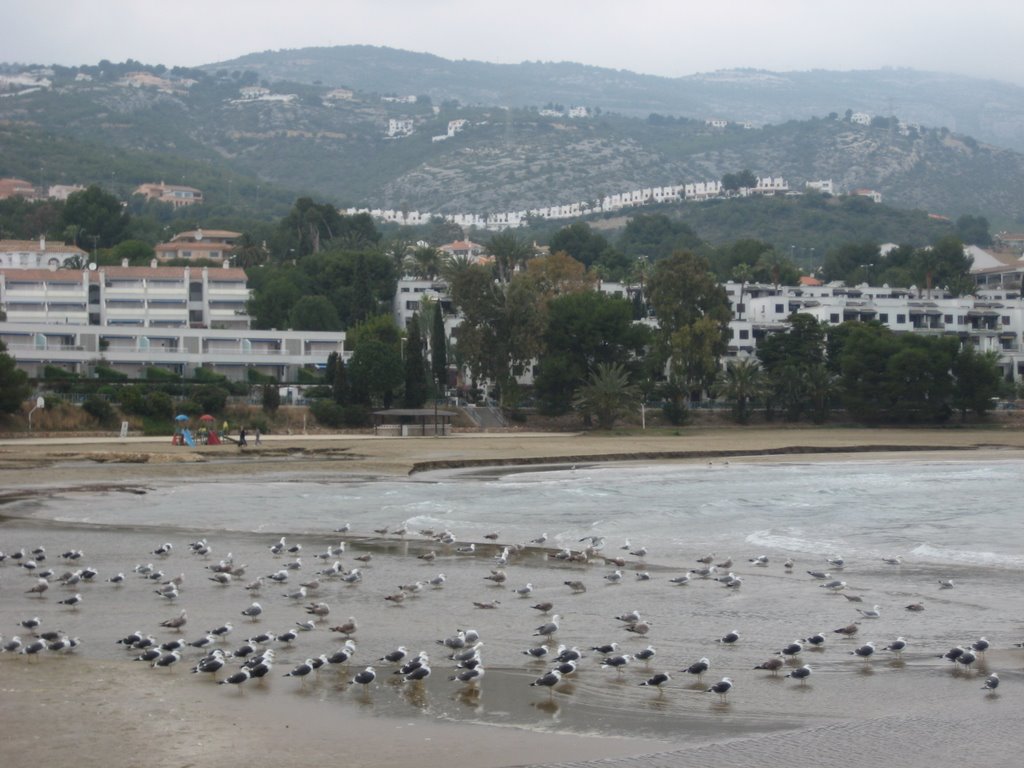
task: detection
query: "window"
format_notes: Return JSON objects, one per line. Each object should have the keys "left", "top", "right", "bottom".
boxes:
{"left": 830, "top": 313, "right": 840, "bottom": 323}
{"left": 879, "top": 313, "right": 888, "bottom": 323}
{"left": 896, "top": 314, "right": 906, "bottom": 324}
{"left": 957, "top": 316, "right": 965, "bottom": 324}
{"left": 1002, "top": 316, "right": 1011, "bottom": 325}
{"left": 775, "top": 304, "right": 784, "bottom": 313}
{"left": 944, "top": 315, "right": 953, "bottom": 324}
{"left": 736, "top": 302, "right": 745, "bottom": 314}
{"left": 738, "top": 329, "right": 749, "bottom": 340}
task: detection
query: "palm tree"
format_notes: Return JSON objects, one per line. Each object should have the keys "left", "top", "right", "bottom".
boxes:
{"left": 731, "top": 263, "right": 754, "bottom": 319}
{"left": 572, "top": 362, "right": 640, "bottom": 430}
{"left": 486, "top": 232, "right": 533, "bottom": 283}
{"left": 404, "top": 245, "right": 442, "bottom": 280}
{"left": 717, "top": 358, "right": 765, "bottom": 424}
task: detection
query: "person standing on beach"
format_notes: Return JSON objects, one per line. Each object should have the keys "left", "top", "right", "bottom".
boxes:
{"left": 222, "top": 420, "right": 229, "bottom": 436}
{"left": 254, "top": 428, "right": 261, "bottom": 446}
{"left": 238, "top": 428, "right": 247, "bottom": 447}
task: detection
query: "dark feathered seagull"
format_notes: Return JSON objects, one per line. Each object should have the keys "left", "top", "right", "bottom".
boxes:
{"left": 684, "top": 657, "right": 710, "bottom": 680}
{"left": 284, "top": 659, "right": 315, "bottom": 681}
{"left": 851, "top": 642, "right": 875, "bottom": 660}
{"left": 219, "top": 668, "right": 251, "bottom": 688}
{"left": 717, "top": 630, "right": 740, "bottom": 645}
{"left": 982, "top": 673, "right": 999, "bottom": 691}
{"left": 780, "top": 641, "right": 803, "bottom": 657}
{"left": 802, "top": 632, "right": 826, "bottom": 647}
{"left": 972, "top": 637, "right": 990, "bottom": 654}
{"left": 530, "top": 669, "right": 561, "bottom": 696}
{"left": 885, "top": 637, "right": 908, "bottom": 655}
{"left": 352, "top": 666, "right": 376, "bottom": 688}
{"left": 956, "top": 649, "right": 978, "bottom": 671}
{"left": 786, "top": 665, "right": 813, "bottom": 684}
{"left": 57, "top": 593, "right": 82, "bottom": 608}
{"left": 639, "top": 672, "right": 671, "bottom": 691}
{"left": 705, "top": 677, "right": 733, "bottom": 700}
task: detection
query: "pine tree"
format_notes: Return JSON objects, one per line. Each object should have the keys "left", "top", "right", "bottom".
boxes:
{"left": 431, "top": 303, "right": 447, "bottom": 396}
{"left": 403, "top": 314, "right": 429, "bottom": 408}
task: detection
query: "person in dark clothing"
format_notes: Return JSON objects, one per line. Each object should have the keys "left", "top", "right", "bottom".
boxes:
{"left": 238, "top": 428, "right": 247, "bottom": 447}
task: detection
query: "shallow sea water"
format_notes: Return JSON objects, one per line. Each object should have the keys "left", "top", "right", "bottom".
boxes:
{"left": 1, "top": 458, "right": 1022, "bottom": 765}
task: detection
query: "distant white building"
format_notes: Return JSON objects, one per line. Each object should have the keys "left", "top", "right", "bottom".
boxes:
{"left": 805, "top": 179, "right": 835, "bottom": 195}
{"left": 850, "top": 112, "right": 872, "bottom": 125}
{"left": 0, "top": 237, "right": 87, "bottom": 269}
{"left": 568, "top": 106, "right": 589, "bottom": 118}
{"left": 705, "top": 119, "right": 728, "bottom": 128}
{"left": 387, "top": 118, "right": 414, "bottom": 138}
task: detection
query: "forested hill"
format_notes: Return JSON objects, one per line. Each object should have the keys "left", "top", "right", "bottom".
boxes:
{"left": 205, "top": 46, "right": 1024, "bottom": 153}
{"left": 1, "top": 56, "right": 1023, "bottom": 226}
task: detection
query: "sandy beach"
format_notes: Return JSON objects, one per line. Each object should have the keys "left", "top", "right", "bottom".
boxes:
{"left": 2, "top": 426, "right": 1023, "bottom": 768}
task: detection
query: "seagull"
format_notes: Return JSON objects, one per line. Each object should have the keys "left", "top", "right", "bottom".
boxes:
{"left": 380, "top": 646, "right": 408, "bottom": 664}
{"left": 591, "top": 642, "right": 619, "bottom": 655}
{"left": 780, "top": 641, "right": 803, "bottom": 657}
{"left": 754, "top": 658, "right": 784, "bottom": 675}
{"left": 972, "top": 637, "right": 990, "bottom": 654}
{"left": 668, "top": 574, "right": 691, "bottom": 586}
{"left": 705, "top": 677, "right": 733, "bottom": 700}
{"left": 885, "top": 637, "right": 908, "bottom": 655}
{"left": 25, "top": 579, "right": 49, "bottom": 596}
{"left": 352, "top": 666, "right": 377, "bottom": 688}
{"left": 982, "top": 673, "right": 999, "bottom": 691}
{"left": 330, "top": 617, "right": 358, "bottom": 635}
{"left": 564, "top": 580, "right": 587, "bottom": 594}
{"left": 639, "top": 672, "right": 671, "bottom": 691}
{"left": 153, "top": 650, "right": 182, "bottom": 670}
{"left": 802, "top": 632, "right": 826, "bottom": 647}
{"left": 530, "top": 669, "right": 562, "bottom": 695}
{"left": 450, "top": 666, "right": 485, "bottom": 685}
{"left": 600, "top": 653, "right": 632, "bottom": 672}
{"left": 418, "top": 551, "right": 437, "bottom": 562}
{"left": 787, "top": 665, "right": 813, "bottom": 684}
{"left": 635, "top": 645, "right": 657, "bottom": 663}
{"left": 153, "top": 543, "right": 173, "bottom": 557}
{"left": 531, "top": 601, "right": 554, "bottom": 613}
{"left": 284, "top": 659, "right": 316, "bottom": 681}
{"left": 882, "top": 556, "right": 902, "bottom": 565}
{"left": 107, "top": 572, "right": 125, "bottom": 585}
{"left": 473, "top": 600, "right": 501, "bottom": 609}
{"left": 160, "top": 610, "right": 188, "bottom": 631}
{"left": 806, "top": 570, "right": 830, "bottom": 579}
{"left": 20, "top": 616, "right": 42, "bottom": 632}
{"left": 58, "top": 593, "right": 82, "bottom": 608}
{"left": 305, "top": 602, "right": 330, "bottom": 619}
{"left": 684, "top": 657, "right": 710, "bottom": 680}
{"left": 523, "top": 645, "right": 550, "bottom": 660}
{"left": 905, "top": 602, "right": 925, "bottom": 612}
{"left": 856, "top": 605, "right": 881, "bottom": 619}
{"left": 820, "top": 579, "right": 846, "bottom": 591}
{"left": 851, "top": 642, "right": 876, "bottom": 660}
{"left": 219, "top": 668, "right": 251, "bottom": 688}
{"left": 940, "top": 646, "right": 965, "bottom": 663}
{"left": 749, "top": 555, "right": 769, "bottom": 567}
{"left": 938, "top": 579, "right": 955, "bottom": 589}
{"left": 717, "top": 630, "right": 740, "bottom": 645}
{"left": 533, "top": 615, "right": 561, "bottom": 637}
{"left": 956, "top": 649, "right": 978, "bottom": 671}
{"left": 241, "top": 602, "right": 263, "bottom": 622}
{"left": 605, "top": 571, "right": 624, "bottom": 585}
{"left": 626, "top": 620, "right": 652, "bottom": 636}
{"left": 616, "top": 610, "right": 642, "bottom": 624}
{"left": 530, "top": 533, "right": 548, "bottom": 545}
{"left": 514, "top": 583, "right": 534, "bottom": 597}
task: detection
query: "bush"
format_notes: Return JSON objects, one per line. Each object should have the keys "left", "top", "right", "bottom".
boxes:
{"left": 193, "top": 385, "right": 229, "bottom": 414}
{"left": 310, "top": 399, "right": 345, "bottom": 427}
{"left": 82, "top": 395, "right": 115, "bottom": 425}
{"left": 95, "top": 365, "right": 128, "bottom": 381}
{"left": 192, "top": 367, "right": 227, "bottom": 384}
{"left": 297, "top": 367, "right": 324, "bottom": 385}
{"left": 144, "top": 366, "right": 180, "bottom": 382}
{"left": 343, "top": 404, "right": 370, "bottom": 427}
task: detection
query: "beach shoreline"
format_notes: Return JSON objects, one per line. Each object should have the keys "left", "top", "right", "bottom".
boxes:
{"left": 3, "top": 426, "right": 1023, "bottom": 768}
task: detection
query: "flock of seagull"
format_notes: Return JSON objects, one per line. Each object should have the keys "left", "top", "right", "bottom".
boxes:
{"left": 0, "top": 530, "right": 1008, "bottom": 707}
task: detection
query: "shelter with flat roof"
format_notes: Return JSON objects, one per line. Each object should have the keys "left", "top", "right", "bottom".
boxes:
{"left": 372, "top": 408, "right": 455, "bottom": 436}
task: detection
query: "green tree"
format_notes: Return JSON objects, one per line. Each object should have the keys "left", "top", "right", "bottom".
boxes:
{"left": 289, "top": 295, "right": 341, "bottom": 331}
{"left": 404, "top": 245, "right": 442, "bottom": 279}
{"left": 717, "top": 358, "right": 765, "bottom": 424}
{"left": 572, "top": 362, "right": 640, "bottom": 430}
{"left": 647, "top": 251, "right": 731, "bottom": 395}
{"left": 348, "top": 338, "right": 403, "bottom": 408}
{"left": 721, "top": 169, "right": 758, "bottom": 192}
{"left": 326, "top": 351, "right": 349, "bottom": 405}
{"left": 262, "top": 382, "right": 281, "bottom": 414}
{"left": 431, "top": 302, "right": 447, "bottom": 394}
{"left": 0, "top": 341, "right": 31, "bottom": 414}
{"left": 534, "top": 292, "right": 650, "bottom": 415}
{"left": 549, "top": 222, "right": 613, "bottom": 269}
{"left": 402, "top": 314, "right": 429, "bottom": 408}
{"left": 955, "top": 215, "right": 992, "bottom": 246}
{"left": 951, "top": 346, "right": 1004, "bottom": 418}
{"left": 62, "top": 185, "right": 130, "bottom": 248}
{"left": 617, "top": 214, "right": 702, "bottom": 261}
{"left": 486, "top": 231, "right": 533, "bottom": 283}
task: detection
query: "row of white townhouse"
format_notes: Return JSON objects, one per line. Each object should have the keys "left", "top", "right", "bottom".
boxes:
{"left": 345, "top": 177, "right": 795, "bottom": 231}
{"left": 392, "top": 276, "right": 1024, "bottom": 384}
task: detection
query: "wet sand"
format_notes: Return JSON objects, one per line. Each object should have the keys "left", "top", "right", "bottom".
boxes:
{"left": 2, "top": 427, "right": 1024, "bottom": 767}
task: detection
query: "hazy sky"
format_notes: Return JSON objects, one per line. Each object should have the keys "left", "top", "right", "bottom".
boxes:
{"left": 7, "top": 0, "right": 1022, "bottom": 85}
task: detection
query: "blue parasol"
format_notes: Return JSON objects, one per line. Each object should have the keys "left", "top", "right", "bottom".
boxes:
{"left": 174, "top": 414, "right": 189, "bottom": 421}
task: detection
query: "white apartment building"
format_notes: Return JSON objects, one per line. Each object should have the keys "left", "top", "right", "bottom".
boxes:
{"left": 0, "top": 262, "right": 249, "bottom": 329}
{"left": 0, "top": 321, "right": 345, "bottom": 382}
{"left": 0, "top": 237, "right": 88, "bottom": 269}
{"left": 723, "top": 282, "right": 1024, "bottom": 380}
{"left": 1, "top": 262, "right": 346, "bottom": 381}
